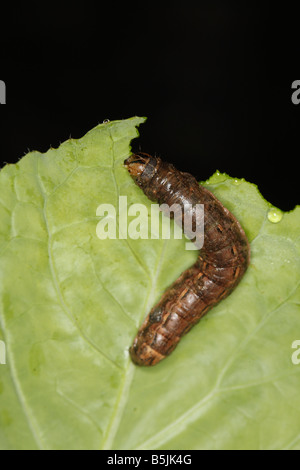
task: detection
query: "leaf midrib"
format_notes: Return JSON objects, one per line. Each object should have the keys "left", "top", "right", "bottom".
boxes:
{"left": 101, "top": 128, "right": 169, "bottom": 448}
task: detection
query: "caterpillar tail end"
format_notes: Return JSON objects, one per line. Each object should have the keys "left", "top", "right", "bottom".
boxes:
{"left": 129, "top": 337, "right": 165, "bottom": 367}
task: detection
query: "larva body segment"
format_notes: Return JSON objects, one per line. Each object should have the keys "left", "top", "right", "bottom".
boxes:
{"left": 125, "top": 153, "right": 250, "bottom": 366}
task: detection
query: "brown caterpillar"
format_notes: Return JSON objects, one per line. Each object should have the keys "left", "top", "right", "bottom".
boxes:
{"left": 124, "top": 153, "right": 250, "bottom": 366}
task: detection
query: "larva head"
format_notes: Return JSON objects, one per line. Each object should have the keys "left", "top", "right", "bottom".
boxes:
{"left": 124, "top": 152, "right": 158, "bottom": 185}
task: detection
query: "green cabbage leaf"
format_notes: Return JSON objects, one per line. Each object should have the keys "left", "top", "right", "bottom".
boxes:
{"left": 0, "top": 117, "right": 299, "bottom": 450}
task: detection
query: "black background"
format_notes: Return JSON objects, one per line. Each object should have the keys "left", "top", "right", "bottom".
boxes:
{"left": 0, "top": 2, "right": 299, "bottom": 210}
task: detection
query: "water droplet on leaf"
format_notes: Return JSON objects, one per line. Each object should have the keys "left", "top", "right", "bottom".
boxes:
{"left": 267, "top": 207, "right": 283, "bottom": 224}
